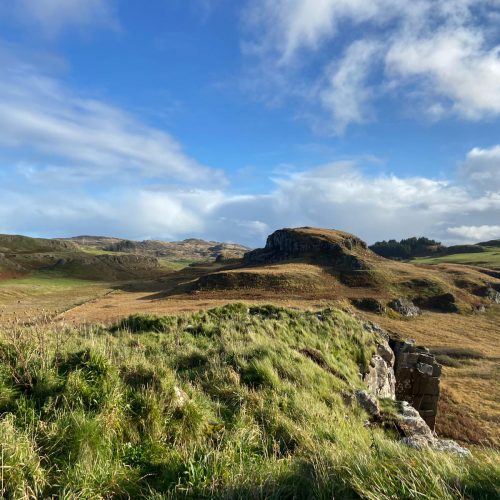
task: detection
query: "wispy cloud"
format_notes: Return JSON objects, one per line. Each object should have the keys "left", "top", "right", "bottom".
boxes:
{"left": 0, "top": 63, "right": 224, "bottom": 186}
{"left": 4, "top": 0, "right": 119, "bottom": 35}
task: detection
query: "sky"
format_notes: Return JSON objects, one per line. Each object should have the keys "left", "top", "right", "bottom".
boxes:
{"left": 0, "top": 0, "right": 499, "bottom": 247}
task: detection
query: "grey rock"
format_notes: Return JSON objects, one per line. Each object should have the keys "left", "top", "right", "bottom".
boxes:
{"left": 388, "top": 298, "right": 421, "bottom": 317}
{"left": 397, "top": 402, "right": 470, "bottom": 456}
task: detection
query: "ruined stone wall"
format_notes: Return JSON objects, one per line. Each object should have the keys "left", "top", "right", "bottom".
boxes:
{"left": 389, "top": 340, "right": 441, "bottom": 430}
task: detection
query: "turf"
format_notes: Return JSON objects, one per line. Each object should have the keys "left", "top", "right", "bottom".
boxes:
{"left": 0, "top": 304, "right": 498, "bottom": 499}
{"left": 413, "top": 247, "right": 500, "bottom": 270}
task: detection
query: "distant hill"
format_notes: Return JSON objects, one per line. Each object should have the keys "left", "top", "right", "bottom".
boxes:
{"left": 193, "top": 227, "right": 500, "bottom": 313}
{"left": 0, "top": 234, "right": 162, "bottom": 281}
{"left": 63, "top": 236, "right": 249, "bottom": 261}
{"left": 0, "top": 233, "right": 249, "bottom": 281}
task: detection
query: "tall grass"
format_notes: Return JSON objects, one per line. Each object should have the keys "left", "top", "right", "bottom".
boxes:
{"left": 0, "top": 304, "right": 498, "bottom": 498}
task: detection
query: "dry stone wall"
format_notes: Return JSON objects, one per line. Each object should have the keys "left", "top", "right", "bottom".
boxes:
{"left": 389, "top": 339, "right": 441, "bottom": 430}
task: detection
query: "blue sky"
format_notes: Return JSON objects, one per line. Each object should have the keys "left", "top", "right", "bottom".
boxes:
{"left": 0, "top": 0, "right": 499, "bottom": 246}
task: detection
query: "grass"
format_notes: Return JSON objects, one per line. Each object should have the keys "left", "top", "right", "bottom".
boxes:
{"left": 0, "top": 304, "right": 499, "bottom": 498}
{"left": 413, "top": 247, "right": 500, "bottom": 270}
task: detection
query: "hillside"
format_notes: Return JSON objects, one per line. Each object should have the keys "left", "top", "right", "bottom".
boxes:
{"left": 0, "top": 234, "right": 165, "bottom": 282}
{"left": 63, "top": 235, "right": 249, "bottom": 262}
{"left": 413, "top": 245, "right": 500, "bottom": 271}
{"left": 194, "top": 227, "right": 500, "bottom": 313}
{"left": 370, "top": 235, "right": 500, "bottom": 270}
{"left": 1, "top": 304, "right": 497, "bottom": 498}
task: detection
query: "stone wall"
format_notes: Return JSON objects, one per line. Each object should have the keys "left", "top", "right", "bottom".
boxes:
{"left": 389, "top": 339, "right": 441, "bottom": 430}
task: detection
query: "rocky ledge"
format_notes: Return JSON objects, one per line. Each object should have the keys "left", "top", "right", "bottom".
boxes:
{"left": 243, "top": 227, "right": 370, "bottom": 271}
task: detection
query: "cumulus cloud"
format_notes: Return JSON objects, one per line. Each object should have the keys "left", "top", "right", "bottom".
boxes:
{"left": 461, "top": 144, "right": 500, "bottom": 190}
{"left": 2, "top": 0, "right": 118, "bottom": 35}
{"left": 243, "top": 0, "right": 500, "bottom": 132}
{"left": 447, "top": 225, "right": 500, "bottom": 241}
{"left": 3, "top": 159, "right": 500, "bottom": 246}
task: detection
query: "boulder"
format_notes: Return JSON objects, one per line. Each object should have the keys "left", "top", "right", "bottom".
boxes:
{"left": 352, "top": 297, "right": 386, "bottom": 314}
{"left": 390, "top": 340, "right": 441, "bottom": 429}
{"left": 398, "top": 402, "right": 470, "bottom": 456}
{"left": 483, "top": 287, "right": 500, "bottom": 304}
{"left": 388, "top": 298, "right": 420, "bottom": 317}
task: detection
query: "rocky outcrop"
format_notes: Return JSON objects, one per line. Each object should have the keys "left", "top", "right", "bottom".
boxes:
{"left": 390, "top": 340, "right": 441, "bottom": 430}
{"left": 388, "top": 298, "right": 420, "bottom": 317}
{"left": 352, "top": 298, "right": 386, "bottom": 314}
{"left": 478, "top": 286, "right": 500, "bottom": 304}
{"left": 360, "top": 325, "right": 468, "bottom": 455}
{"left": 362, "top": 331, "right": 396, "bottom": 399}
{"left": 416, "top": 293, "right": 459, "bottom": 313}
{"left": 243, "top": 227, "right": 369, "bottom": 271}
{"left": 397, "top": 402, "right": 470, "bottom": 456}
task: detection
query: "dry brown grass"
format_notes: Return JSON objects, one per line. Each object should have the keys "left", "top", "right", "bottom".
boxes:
{"left": 1, "top": 257, "right": 499, "bottom": 449}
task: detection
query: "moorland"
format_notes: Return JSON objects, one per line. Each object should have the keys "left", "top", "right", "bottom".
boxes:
{"left": 0, "top": 228, "right": 499, "bottom": 498}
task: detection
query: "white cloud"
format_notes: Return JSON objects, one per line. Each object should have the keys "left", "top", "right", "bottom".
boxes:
{"left": 0, "top": 64, "right": 224, "bottom": 186}
{"left": 461, "top": 144, "right": 500, "bottom": 190}
{"left": 320, "top": 40, "right": 380, "bottom": 133}
{"left": 9, "top": 0, "right": 117, "bottom": 35}
{"left": 243, "top": 0, "right": 500, "bottom": 132}
{"left": 3, "top": 159, "right": 499, "bottom": 246}
{"left": 447, "top": 225, "right": 500, "bottom": 241}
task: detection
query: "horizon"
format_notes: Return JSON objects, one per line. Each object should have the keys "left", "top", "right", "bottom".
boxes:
{"left": 1, "top": 1, "right": 500, "bottom": 247}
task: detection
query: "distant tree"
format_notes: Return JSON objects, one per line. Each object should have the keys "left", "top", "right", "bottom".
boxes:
{"left": 370, "top": 237, "right": 444, "bottom": 260}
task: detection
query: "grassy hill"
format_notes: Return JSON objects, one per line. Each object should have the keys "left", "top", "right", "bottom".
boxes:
{"left": 1, "top": 304, "right": 498, "bottom": 498}
{"left": 63, "top": 235, "right": 250, "bottom": 262}
{"left": 194, "top": 228, "right": 500, "bottom": 313}
{"left": 413, "top": 245, "right": 500, "bottom": 270}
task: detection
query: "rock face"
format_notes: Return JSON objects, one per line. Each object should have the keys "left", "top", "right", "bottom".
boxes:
{"left": 390, "top": 340, "right": 441, "bottom": 430}
{"left": 243, "top": 227, "right": 370, "bottom": 271}
{"left": 363, "top": 335, "right": 396, "bottom": 399}
{"left": 388, "top": 298, "right": 420, "bottom": 317}
{"left": 361, "top": 325, "right": 468, "bottom": 455}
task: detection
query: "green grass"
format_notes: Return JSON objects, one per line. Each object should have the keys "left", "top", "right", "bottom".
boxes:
{"left": 0, "top": 271, "right": 104, "bottom": 289}
{"left": 0, "top": 304, "right": 498, "bottom": 498}
{"left": 413, "top": 247, "right": 500, "bottom": 269}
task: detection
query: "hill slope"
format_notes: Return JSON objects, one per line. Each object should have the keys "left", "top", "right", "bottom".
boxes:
{"left": 64, "top": 235, "right": 249, "bottom": 261}
{"left": 194, "top": 227, "right": 500, "bottom": 313}
{"left": 0, "top": 234, "right": 163, "bottom": 281}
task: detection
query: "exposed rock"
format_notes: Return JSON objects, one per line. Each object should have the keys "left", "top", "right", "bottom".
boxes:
{"left": 388, "top": 298, "right": 420, "bottom": 317}
{"left": 352, "top": 297, "right": 386, "bottom": 314}
{"left": 243, "top": 227, "right": 369, "bottom": 271}
{"left": 363, "top": 335, "right": 396, "bottom": 399}
{"left": 398, "top": 402, "right": 470, "bottom": 456}
{"left": 390, "top": 340, "right": 441, "bottom": 429}
{"left": 416, "top": 293, "right": 459, "bottom": 313}
{"left": 478, "top": 286, "right": 500, "bottom": 304}
{"left": 172, "top": 386, "right": 189, "bottom": 409}
{"left": 355, "top": 390, "right": 380, "bottom": 418}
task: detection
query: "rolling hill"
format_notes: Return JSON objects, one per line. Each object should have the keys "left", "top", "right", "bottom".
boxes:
{"left": 193, "top": 227, "right": 500, "bottom": 313}
{"left": 63, "top": 235, "right": 249, "bottom": 261}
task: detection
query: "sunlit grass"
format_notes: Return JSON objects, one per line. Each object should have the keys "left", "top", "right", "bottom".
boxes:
{"left": 1, "top": 304, "right": 499, "bottom": 498}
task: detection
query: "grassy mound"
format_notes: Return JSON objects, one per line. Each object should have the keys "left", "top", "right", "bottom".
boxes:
{"left": 0, "top": 305, "right": 498, "bottom": 498}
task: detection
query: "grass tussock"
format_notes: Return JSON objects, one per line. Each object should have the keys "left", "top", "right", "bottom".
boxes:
{"left": 0, "top": 304, "right": 499, "bottom": 499}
